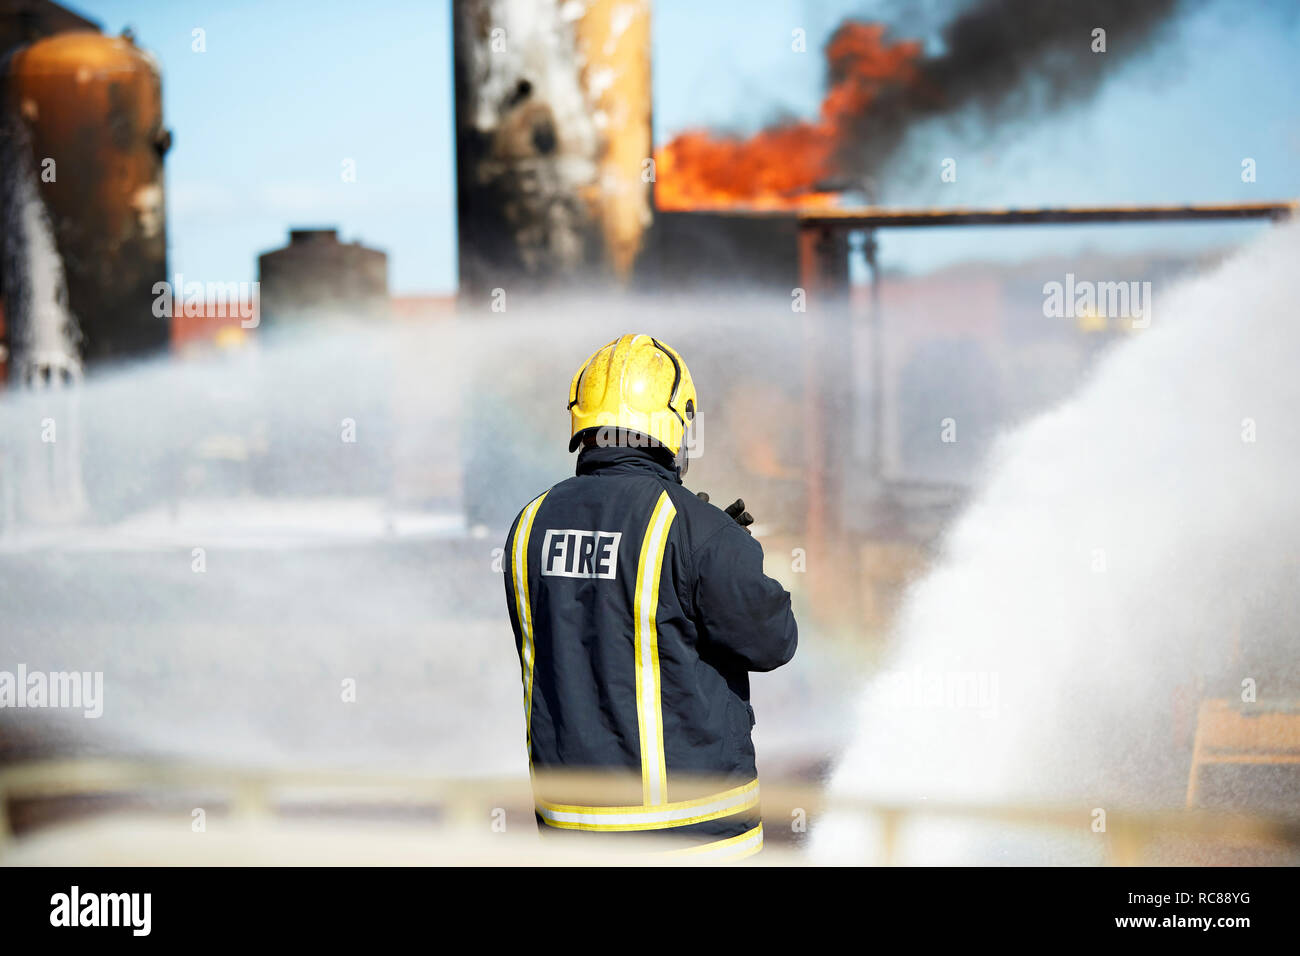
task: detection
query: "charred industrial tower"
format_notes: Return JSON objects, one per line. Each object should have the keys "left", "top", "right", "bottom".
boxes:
{"left": 453, "top": 0, "right": 652, "bottom": 299}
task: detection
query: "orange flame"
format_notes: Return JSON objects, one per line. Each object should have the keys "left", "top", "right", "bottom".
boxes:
{"left": 653, "top": 23, "right": 922, "bottom": 211}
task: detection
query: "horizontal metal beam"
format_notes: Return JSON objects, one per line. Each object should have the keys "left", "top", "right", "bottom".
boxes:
{"left": 797, "top": 200, "right": 1298, "bottom": 229}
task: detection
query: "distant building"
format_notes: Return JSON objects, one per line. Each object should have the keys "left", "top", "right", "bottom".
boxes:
{"left": 257, "top": 228, "right": 388, "bottom": 326}
{"left": 170, "top": 297, "right": 258, "bottom": 356}
{"left": 388, "top": 295, "right": 456, "bottom": 321}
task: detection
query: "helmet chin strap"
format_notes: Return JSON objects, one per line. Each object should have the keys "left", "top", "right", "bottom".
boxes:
{"left": 674, "top": 421, "right": 694, "bottom": 476}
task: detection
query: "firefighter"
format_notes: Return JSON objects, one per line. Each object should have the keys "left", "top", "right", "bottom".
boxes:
{"left": 503, "top": 333, "right": 798, "bottom": 862}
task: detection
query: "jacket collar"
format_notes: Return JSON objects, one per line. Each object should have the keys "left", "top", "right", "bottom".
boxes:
{"left": 575, "top": 444, "right": 681, "bottom": 483}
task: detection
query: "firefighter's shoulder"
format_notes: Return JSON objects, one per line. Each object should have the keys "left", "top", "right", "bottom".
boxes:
{"left": 504, "top": 483, "right": 559, "bottom": 549}
{"left": 661, "top": 482, "right": 741, "bottom": 553}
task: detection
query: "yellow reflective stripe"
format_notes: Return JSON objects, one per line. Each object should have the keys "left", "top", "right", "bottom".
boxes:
{"left": 536, "top": 778, "right": 759, "bottom": 832}
{"left": 633, "top": 490, "right": 675, "bottom": 805}
{"left": 666, "top": 823, "right": 764, "bottom": 862}
{"left": 510, "top": 491, "right": 548, "bottom": 758}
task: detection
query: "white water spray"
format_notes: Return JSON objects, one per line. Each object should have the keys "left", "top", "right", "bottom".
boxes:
{"left": 0, "top": 304, "right": 851, "bottom": 777}
{"left": 0, "top": 91, "right": 83, "bottom": 386}
{"left": 813, "top": 220, "right": 1300, "bottom": 863}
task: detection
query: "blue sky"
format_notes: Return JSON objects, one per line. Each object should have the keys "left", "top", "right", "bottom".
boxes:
{"left": 74, "top": 0, "right": 1300, "bottom": 292}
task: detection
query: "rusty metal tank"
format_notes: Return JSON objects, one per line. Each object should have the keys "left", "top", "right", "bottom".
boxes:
{"left": 3, "top": 29, "right": 170, "bottom": 369}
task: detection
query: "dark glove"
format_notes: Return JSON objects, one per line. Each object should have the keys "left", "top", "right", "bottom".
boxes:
{"left": 696, "top": 492, "right": 754, "bottom": 534}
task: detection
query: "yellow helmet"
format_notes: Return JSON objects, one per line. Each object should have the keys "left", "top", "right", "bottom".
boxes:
{"left": 568, "top": 334, "right": 697, "bottom": 457}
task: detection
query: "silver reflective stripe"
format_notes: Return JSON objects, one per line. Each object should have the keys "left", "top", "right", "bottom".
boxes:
{"left": 667, "top": 823, "right": 765, "bottom": 863}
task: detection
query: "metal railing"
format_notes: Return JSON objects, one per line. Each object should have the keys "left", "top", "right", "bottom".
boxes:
{"left": 2, "top": 758, "right": 1298, "bottom": 865}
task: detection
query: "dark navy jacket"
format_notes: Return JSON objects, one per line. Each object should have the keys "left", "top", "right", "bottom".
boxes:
{"left": 503, "top": 444, "right": 797, "bottom": 853}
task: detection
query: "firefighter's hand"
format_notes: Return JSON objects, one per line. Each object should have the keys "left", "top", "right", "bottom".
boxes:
{"left": 724, "top": 498, "right": 754, "bottom": 533}
{"left": 697, "top": 492, "right": 753, "bottom": 533}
